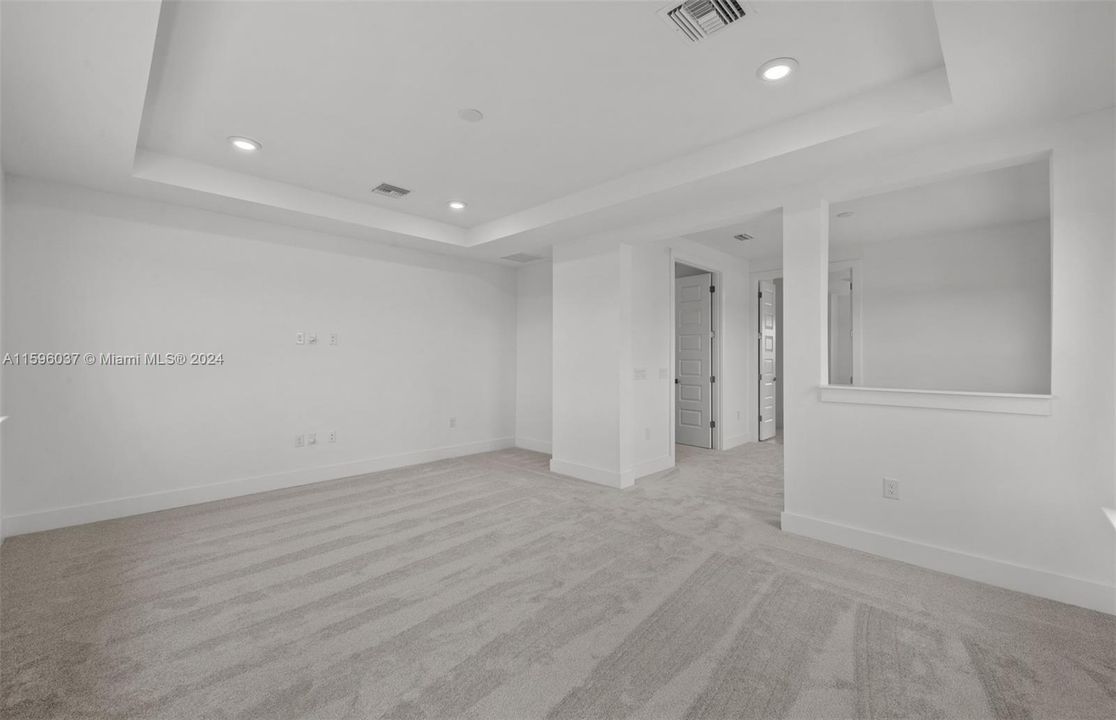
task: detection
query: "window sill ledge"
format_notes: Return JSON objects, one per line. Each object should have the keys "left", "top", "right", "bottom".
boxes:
{"left": 817, "top": 385, "right": 1053, "bottom": 416}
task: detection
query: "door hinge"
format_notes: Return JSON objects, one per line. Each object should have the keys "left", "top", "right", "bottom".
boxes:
{"left": 709, "top": 285, "right": 716, "bottom": 293}
{"left": 710, "top": 375, "right": 716, "bottom": 383}
{"left": 674, "top": 378, "right": 679, "bottom": 384}
{"left": 758, "top": 290, "right": 763, "bottom": 299}
{"left": 709, "top": 420, "right": 716, "bottom": 429}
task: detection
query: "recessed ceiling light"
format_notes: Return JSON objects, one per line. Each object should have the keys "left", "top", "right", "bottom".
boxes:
{"left": 757, "top": 57, "right": 798, "bottom": 83}
{"left": 836, "top": 210, "right": 855, "bottom": 218}
{"left": 448, "top": 200, "right": 467, "bottom": 211}
{"left": 458, "top": 108, "right": 484, "bottom": 123}
{"left": 228, "top": 136, "right": 261, "bottom": 153}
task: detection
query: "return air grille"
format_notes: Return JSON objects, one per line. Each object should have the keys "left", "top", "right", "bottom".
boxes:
{"left": 661, "top": 0, "right": 747, "bottom": 43}
{"left": 371, "top": 182, "right": 411, "bottom": 199}
{"left": 501, "top": 253, "right": 544, "bottom": 264}
{"left": 733, "top": 233, "right": 754, "bottom": 242}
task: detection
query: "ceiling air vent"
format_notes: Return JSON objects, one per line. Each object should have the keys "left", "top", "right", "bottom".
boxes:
{"left": 371, "top": 182, "right": 411, "bottom": 199}
{"left": 660, "top": 0, "right": 747, "bottom": 43}
{"left": 501, "top": 253, "right": 544, "bottom": 264}
{"left": 733, "top": 233, "right": 754, "bottom": 242}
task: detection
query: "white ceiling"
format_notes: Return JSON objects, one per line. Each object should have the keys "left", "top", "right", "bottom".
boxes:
{"left": 2, "top": 1, "right": 1112, "bottom": 264}
{"left": 139, "top": 1, "right": 943, "bottom": 226}
{"left": 684, "top": 209, "right": 784, "bottom": 260}
{"left": 687, "top": 159, "right": 1050, "bottom": 260}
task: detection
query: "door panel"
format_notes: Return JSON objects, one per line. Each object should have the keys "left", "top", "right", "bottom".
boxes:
{"left": 758, "top": 279, "right": 777, "bottom": 441}
{"left": 676, "top": 273, "right": 713, "bottom": 449}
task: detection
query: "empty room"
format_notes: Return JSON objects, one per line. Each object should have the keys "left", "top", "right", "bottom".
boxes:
{"left": 1, "top": 1, "right": 1114, "bottom": 719}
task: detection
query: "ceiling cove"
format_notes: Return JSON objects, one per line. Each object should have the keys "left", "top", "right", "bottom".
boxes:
{"left": 130, "top": 0, "right": 952, "bottom": 251}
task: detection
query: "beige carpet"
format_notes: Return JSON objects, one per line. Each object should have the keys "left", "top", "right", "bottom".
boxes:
{"left": 1, "top": 443, "right": 1113, "bottom": 719}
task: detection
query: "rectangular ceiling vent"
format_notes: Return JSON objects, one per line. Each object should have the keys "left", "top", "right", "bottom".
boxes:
{"left": 660, "top": 0, "right": 747, "bottom": 43}
{"left": 733, "top": 233, "right": 754, "bottom": 242}
{"left": 371, "top": 182, "right": 411, "bottom": 199}
{"left": 501, "top": 253, "right": 544, "bottom": 264}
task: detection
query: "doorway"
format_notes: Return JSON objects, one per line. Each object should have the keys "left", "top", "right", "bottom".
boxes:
{"left": 758, "top": 279, "right": 778, "bottom": 441}
{"left": 753, "top": 262, "right": 860, "bottom": 441}
{"left": 674, "top": 262, "right": 717, "bottom": 449}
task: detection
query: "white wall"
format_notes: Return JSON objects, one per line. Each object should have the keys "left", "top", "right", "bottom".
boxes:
{"left": 629, "top": 244, "right": 672, "bottom": 471}
{"left": 550, "top": 237, "right": 752, "bottom": 488}
{"left": 1, "top": 178, "right": 517, "bottom": 535}
{"left": 550, "top": 241, "right": 625, "bottom": 485}
{"left": 1, "top": 9, "right": 6, "bottom": 541}
{"left": 0, "top": 169, "right": 4, "bottom": 543}
{"left": 514, "top": 260, "right": 552, "bottom": 453}
{"left": 848, "top": 220, "right": 1051, "bottom": 394}
{"left": 782, "top": 110, "right": 1116, "bottom": 614}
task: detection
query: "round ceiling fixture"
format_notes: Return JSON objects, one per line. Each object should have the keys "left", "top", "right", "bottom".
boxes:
{"left": 757, "top": 57, "right": 798, "bottom": 83}
{"left": 448, "top": 200, "right": 468, "bottom": 211}
{"left": 836, "top": 210, "right": 855, "bottom": 218}
{"left": 228, "top": 136, "right": 262, "bottom": 153}
{"left": 457, "top": 108, "right": 484, "bottom": 123}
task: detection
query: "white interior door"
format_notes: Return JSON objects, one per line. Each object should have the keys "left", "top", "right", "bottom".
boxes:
{"left": 676, "top": 273, "right": 713, "bottom": 449}
{"left": 758, "top": 279, "right": 777, "bottom": 441}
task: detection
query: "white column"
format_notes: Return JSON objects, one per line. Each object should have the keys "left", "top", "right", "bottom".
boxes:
{"left": 781, "top": 198, "right": 829, "bottom": 515}
{"left": 550, "top": 241, "right": 629, "bottom": 488}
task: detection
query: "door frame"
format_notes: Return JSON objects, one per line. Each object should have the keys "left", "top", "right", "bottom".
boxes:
{"left": 750, "top": 260, "right": 863, "bottom": 440}
{"left": 827, "top": 260, "right": 864, "bottom": 386}
{"left": 751, "top": 268, "right": 783, "bottom": 441}
{"left": 670, "top": 251, "right": 724, "bottom": 459}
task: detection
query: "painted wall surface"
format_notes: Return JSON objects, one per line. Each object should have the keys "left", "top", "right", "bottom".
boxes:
{"left": 1, "top": 10, "right": 5, "bottom": 539}
{"left": 628, "top": 244, "right": 671, "bottom": 471}
{"left": 852, "top": 220, "right": 1051, "bottom": 393}
{"left": 550, "top": 238, "right": 751, "bottom": 487}
{"left": 550, "top": 241, "right": 624, "bottom": 484}
{"left": 514, "top": 260, "right": 552, "bottom": 453}
{"left": 0, "top": 165, "right": 4, "bottom": 542}
{"left": 782, "top": 111, "right": 1116, "bottom": 613}
{"left": 1, "top": 179, "right": 517, "bottom": 534}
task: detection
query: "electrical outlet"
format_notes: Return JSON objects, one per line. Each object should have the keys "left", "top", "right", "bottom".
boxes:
{"left": 307, "top": 433, "right": 317, "bottom": 446}
{"left": 883, "top": 477, "right": 900, "bottom": 500}
{"left": 449, "top": 417, "right": 456, "bottom": 429}
{"left": 644, "top": 427, "right": 650, "bottom": 440}
{"left": 295, "top": 434, "right": 305, "bottom": 448}
{"left": 328, "top": 430, "right": 337, "bottom": 443}
{"left": 330, "top": 333, "right": 339, "bottom": 346}
{"left": 737, "top": 410, "right": 742, "bottom": 420}
{"left": 296, "top": 332, "right": 305, "bottom": 345}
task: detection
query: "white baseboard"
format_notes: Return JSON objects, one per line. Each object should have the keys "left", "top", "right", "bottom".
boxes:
{"left": 723, "top": 433, "right": 752, "bottom": 450}
{"left": 622, "top": 455, "right": 674, "bottom": 485}
{"left": 782, "top": 511, "right": 1116, "bottom": 615}
{"left": 549, "top": 455, "right": 673, "bottom": 490}
{"left": 514, "top": 436, "right": 552, "bottom": 454}
{"left": 2, "top": 437, "right": 515, "bottom": 537}
{"left": 549, "top": 459, "right": 631, "bottom": 489}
